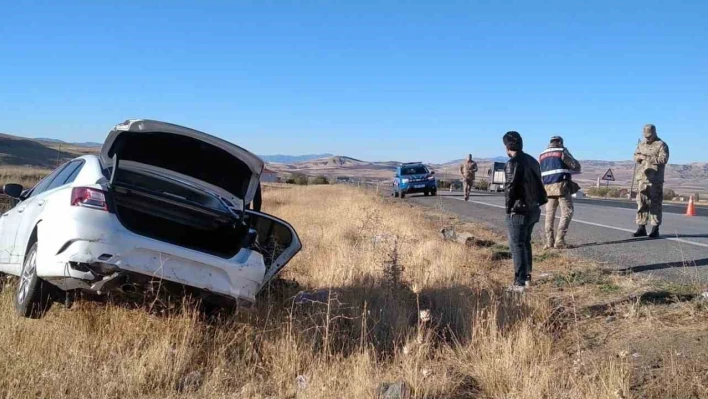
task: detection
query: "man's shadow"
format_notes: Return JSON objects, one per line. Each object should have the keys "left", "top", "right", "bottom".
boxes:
{"left": 612, "top": 258, "right": 708, "bottom": 274}
{"left": 571, "top": 234, "right": 708, "bottom": 249}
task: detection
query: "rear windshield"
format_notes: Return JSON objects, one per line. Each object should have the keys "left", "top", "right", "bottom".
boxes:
{"left": 401, "top": 166, "right": 428, "bottom": 175}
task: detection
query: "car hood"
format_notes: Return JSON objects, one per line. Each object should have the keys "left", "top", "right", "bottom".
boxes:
{"left": 101, "top": 119, "right": 264, "bottom": 204}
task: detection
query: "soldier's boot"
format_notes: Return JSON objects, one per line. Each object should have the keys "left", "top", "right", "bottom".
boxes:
{"left": 543, "top": 232, "right": 554, "bottom": 250}
{"left": 649, "top": 226, "right": 660, "bottom": 238}
{"left": 632, "top": 225, "right": 648, "bottom": 238}
{"left": 554, "top": 231, "right": 569, "bottom": 249}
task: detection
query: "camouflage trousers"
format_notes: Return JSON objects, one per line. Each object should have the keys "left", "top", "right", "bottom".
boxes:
{"left": 636, "top": 182, "right": 663, "bottom": 226}
{"left": 463, "top": 178, "right": 474, "bottom": 199}
{"left": 545, "top": 193, "right": 574, "bottom": 244}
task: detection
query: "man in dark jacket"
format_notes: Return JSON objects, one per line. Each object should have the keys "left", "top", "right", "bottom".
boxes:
{"left": 503, "top": 131, "right": 548, "bottom": 291}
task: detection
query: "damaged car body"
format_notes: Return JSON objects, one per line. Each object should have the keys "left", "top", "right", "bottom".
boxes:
{"left": 0, "top": 119, "right": 301, "bottom": 318}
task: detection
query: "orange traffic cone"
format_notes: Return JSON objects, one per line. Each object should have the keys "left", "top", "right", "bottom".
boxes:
{"left": 686, "top": 196, "right": 696, "bottom": 216}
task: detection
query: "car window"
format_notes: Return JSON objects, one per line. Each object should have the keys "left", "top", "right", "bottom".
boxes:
{"left": 27, "top": 164, "right": 68, "bottom": 198}
{"left": 63, "top": 161, "right": 84, "bottom": 184}
{"left": 401, "top": 166, "right": 428, "bottom": 175}
{"left": 46, "top": 160, "right": 84, "bottom": 191}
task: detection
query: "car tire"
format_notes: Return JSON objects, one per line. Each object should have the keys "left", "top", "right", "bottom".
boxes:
{"left": 431, "top": 190, "right": 437, "bottom": 196}
{"left": 400, "top": 191, "right": 406, "bottom": 199}
{"left": 424, "top": 191, "right": 429, "bottom": 196}
{"left": 394, "top": 191, "right": 399, "bottom": 198}
{"left": 15, "top": 243, "right": 52, "bottom": 319}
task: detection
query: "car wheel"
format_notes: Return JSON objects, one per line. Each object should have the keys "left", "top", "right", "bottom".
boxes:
{"left": 394, "top": 191, "right": 399, "bottom": 198}
{"left": 431, "top": 190, "right": 437, "bottom": 196}
{"left": 424, "top": 191, "right": 429, "bottom": 196}
{"left": 15, "top": 243, "right": 52, "bottom": 319}
{"left": 400, "top": 191, "right": 406, "bottom": 199}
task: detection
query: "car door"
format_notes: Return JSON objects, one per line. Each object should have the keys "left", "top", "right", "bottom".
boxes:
{"left": 393, "top": 167, "right": 401, "bottom": 191}
{"left": 0, "top": 167, "right": 61, "bottom": 273}
{"left": 0, "top": 197, "right": 23, "bottom": 268}
{"left": 8, "top": 163, "right": 74, "bottom": 267}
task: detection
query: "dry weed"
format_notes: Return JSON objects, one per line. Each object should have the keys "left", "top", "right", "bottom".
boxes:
{"left": 0, "top": 185, "right": 704, "bottom": 398}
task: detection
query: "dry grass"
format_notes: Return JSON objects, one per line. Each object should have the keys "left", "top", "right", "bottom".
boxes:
{"left": 0, "top": 166, "right": 50, "bottom": 212}
{"left": 0, "top": 166, "right": 49, "bottom": 189}
{"left": 0, "top": 184, "right": 706, "bottom": 398}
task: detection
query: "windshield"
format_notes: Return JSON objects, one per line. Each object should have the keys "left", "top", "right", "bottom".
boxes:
{"left": 401, "top": 166, "right": 428, "bottom": 175}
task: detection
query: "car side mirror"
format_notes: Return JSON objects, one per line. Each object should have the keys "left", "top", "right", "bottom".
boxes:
{"left": 429, "top": 171, "right": 435, "bottom": 175}
{"left": 2, "top": 183, "right": 24, "bottom": 199}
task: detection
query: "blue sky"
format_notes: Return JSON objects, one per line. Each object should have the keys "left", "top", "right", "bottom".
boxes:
{"left": 1, "top": 0, "right": 706, "bottom": 164}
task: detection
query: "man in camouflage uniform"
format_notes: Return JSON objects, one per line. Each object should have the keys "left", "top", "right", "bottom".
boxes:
{"left": 539, "top": 136, "right": 581, "bottom": 249}
{"left": 633, "top": 124, "right": 669, "bottom": 238}
{"left": 459, "top": 154, "right": 478, "bottom": 201}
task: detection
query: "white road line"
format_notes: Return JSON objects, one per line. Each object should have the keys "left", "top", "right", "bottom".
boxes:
{"left": 450, "top": 197, "right": 708, "bottom": 249}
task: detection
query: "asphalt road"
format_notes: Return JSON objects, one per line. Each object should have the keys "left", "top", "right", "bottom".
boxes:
{"left": 390, "top": 189, "right": 708, "bottom": 284}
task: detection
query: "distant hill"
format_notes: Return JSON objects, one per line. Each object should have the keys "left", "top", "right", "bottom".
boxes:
{"left": 439, "top": 156, "right": 509, "bottom": 166}
{"left": 35, "top": 138, "right": 102, "bottom": 148}
{"left": 0, "top": 133, "right": 86, "bottom": 168}
{"left": 0, "top": 133, "right": 705, "bottom": 196}
{"left": 259, "top": 153, "right": 333, "bottom": 163}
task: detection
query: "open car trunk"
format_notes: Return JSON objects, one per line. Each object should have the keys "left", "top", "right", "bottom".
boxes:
{"left": 100, "top": 120, "right": 301, "bottom": 281}
{"left": 111, "top": 168, "right": 249, "bottom": 258}
{"left": 101, "top": 119, "right": 264, "bottom": 207}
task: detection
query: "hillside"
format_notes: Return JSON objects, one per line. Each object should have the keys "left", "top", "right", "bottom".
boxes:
{"left": 266, "top": 155, "right": 402, "bottom": 178}
{"left": 270, "top": 155, "right": 708, "bottom": 196}
{"left": 0, "top": 133, "right": 92, "bottom": 168}
{"left": 0, "top": 132, "right": 705, "bottom": 195}
{"left": 259, "top": 153, "right": 333, "bottom": 163}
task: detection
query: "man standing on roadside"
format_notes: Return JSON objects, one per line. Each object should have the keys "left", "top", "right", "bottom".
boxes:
{"left": 503, "top": 131, "right": 547, "bottom": 292}
{"left": 633, "top": 124, "right": 669, "bottom": 238}
{"left": 459, "top": 154, "right": 478, "bottom": 201}
{"left": 539, "top": 136, "right": 581, "bottom": 249}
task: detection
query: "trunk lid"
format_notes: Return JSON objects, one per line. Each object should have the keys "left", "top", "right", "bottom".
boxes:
{"left": 101, "top": 119, "right": 264, "bottom": 205}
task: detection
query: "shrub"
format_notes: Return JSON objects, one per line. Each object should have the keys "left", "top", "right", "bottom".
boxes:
{"left": 311, "top": 175, "right": 329, "bottom": 185}
{"left": 437, "top": 180, "right": 452, "bottom": 189}
{"left": 663, "top": 189, "right": 677, "bottom": 201}
{"left": 474, "top": 179, "right": 489, "bottom": 191}
{"left": 286, "top": 173, "right": 309, "bottom": 185}
{"left": 586, "top": 187, "right": 609, "bottom": 197}
{"left": 587, "top": 187, "right": 621, "bottom": 198}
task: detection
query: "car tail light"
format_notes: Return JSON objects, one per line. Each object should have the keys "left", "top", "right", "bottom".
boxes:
{"left": 71, "top": 187, "right": 108, "bottom": 211}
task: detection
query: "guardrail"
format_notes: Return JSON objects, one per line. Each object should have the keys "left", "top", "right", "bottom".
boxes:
{"left": 336, "top": 180, "right": 389, "bottom": 195}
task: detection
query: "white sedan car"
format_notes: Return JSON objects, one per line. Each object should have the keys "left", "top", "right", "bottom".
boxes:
{"left": 0, "top": 119, "right": 301, "bottom": 318}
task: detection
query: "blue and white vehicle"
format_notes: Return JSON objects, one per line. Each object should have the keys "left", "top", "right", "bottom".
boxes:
{"left": 393, "top": 162, "right": 437, "bottom": 198}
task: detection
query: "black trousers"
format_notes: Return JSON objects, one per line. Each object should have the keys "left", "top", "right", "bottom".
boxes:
{"left": 506, "top": 206, "right": 541, "bottom": 285}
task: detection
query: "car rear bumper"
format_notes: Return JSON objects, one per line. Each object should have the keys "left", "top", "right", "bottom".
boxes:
{"left": 36, "top": 211, "right": 266, "bottom": 302}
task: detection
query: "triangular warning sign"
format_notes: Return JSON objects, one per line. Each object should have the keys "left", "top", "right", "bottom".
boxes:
{"left": 601, "top": 168, "right": 615, "bottom": 181}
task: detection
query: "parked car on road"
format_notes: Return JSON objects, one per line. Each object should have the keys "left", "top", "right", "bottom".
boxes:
{"left": 393, "top": 162, "right": 437, "bottom": 198}
{"left": 0, "top": 119, "right": 301, "bottom": 318}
